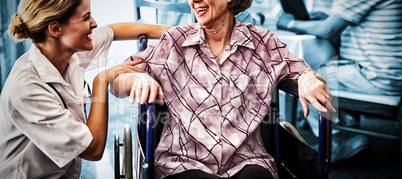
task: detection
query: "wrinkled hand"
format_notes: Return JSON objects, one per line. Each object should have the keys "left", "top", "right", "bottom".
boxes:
{"left": 277, "top": 12, "right": 295, "bottom": 30}
{"left": 298, "top": 71, "right": 335, "bottom": 117}
{"left": 126, "top": 73, "right": 164, "bottom": 105}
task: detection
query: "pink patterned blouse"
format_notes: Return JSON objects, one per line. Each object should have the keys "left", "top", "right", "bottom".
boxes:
{"left": 127, "top": 19, "right": 310, "bottom": 179}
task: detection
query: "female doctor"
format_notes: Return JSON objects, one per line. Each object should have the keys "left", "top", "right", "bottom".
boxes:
{"left": 0, "top": 0, "right": 170, "bottom": 178}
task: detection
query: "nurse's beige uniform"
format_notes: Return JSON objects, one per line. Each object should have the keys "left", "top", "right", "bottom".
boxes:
{"left": 0, "top": 26, "right": 113, "bottom": 178}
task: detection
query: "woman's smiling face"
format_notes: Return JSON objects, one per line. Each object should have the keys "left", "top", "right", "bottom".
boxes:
{"left": 189, "top": 0, "right": 231, "bottom": 28}
{"left": 59, "top": 0, "right": 97, "bottom": 53}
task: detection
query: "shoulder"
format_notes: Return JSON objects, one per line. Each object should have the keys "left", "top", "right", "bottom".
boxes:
{"left": 93, "top": 26, "right": 114, "bottom": 39}
{"left": 235, "top": 20, "right": 280, "bottom": 47}
{"left": 91, "top": 26, "right": 114, "bottom": 48}
{"left": 162, "top": 23, "right": 198, "bottom": 40}
{"left": 238, "top": 20, "right": 268, "bottom": 32}
{"left": 2, "top": 54, "right": 48, "bottom": 104}
{"left": 236, "top": 20, "right": 273, "bottom": 39}
{"left": 2, "top": 66, "right": 61, "bottom": 123}
{"left": 332, "top": 0, "right": 384, "bottom": 24}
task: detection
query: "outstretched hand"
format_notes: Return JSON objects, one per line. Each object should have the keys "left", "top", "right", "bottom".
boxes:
{"left": 298, "top": 70, "right": 335, "bottom": 117}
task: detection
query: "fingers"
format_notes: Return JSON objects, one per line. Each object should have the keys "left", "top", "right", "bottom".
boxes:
{"left": 324, "top": 93, "right": 336, "bottom": 112}
{"left": 140, "top": 81, "right": 152, "bottom": 104}
{"left": 310, "top": 98, "right": 328, "bottom": 113}
{"left": 129, "top": 83, "right": 136, "bottom": 103}
{"left": 147, "top": 80, "right": 165, "bottom": 105}
{"left": 302, "top": 88, "right": 330, "bottom": 113}
{"left": 135, "top": 81, "right": 148, "bottom": 104}
{"left": 127, "top": 73, "right": 163, "bottom": 105}
{"left": 298, "top": 71, "right": 336, "bottom": 114}
{"left": 157, "top": 87, "right": 164, "bottom": 105}
{"left": 299, "top": 97, "right": 310, "bottom": 117}
{"left": 128, "top": 75, "right": 149, "bottom": 104}
{"left": 317, "top": 87, "right": 336, "bottom": 113}
{"left": 125, "top": 56, "right": 143, "bottom": 64}
{"left": 148, "top": 81, "right": 157, "bottom": 104}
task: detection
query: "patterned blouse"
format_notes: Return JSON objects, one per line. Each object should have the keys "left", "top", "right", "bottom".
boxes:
{"left": 127, "top": 19, "right": 310, "bottom": 179}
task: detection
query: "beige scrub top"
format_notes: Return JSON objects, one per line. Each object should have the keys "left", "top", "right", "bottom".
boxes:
{"left": 0, "top": 26, "right": 113, "bottom": 178}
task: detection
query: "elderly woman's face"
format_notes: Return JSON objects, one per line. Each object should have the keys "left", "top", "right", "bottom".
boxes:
{"left": 189, "top": 0, "right": 230, "bottom": 27}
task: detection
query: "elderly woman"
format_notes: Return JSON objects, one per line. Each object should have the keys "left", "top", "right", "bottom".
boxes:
{"left": 112, "top": 0, "right": 334, "bottom": 178}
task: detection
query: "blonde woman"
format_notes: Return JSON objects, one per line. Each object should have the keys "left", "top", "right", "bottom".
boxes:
{"left": 0, "top": 0, "right": 170, "bottom": 178}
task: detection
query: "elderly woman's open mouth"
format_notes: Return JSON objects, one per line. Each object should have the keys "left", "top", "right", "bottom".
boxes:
{"left": 196, "top": 6, "right": 208, "bottom": 15}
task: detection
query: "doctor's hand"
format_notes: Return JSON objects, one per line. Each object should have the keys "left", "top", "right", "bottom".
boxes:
{"left": 125, "top": 73, "right": 164, "bottom": 105}
{"left": 99, "top": 60, "right": 145, "bottom": 84}
{"left": 298, "top": 70, "right": 335, "bottom": 117}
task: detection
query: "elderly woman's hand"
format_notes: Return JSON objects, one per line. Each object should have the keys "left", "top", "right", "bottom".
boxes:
{"left": 126, "top": 73, "right": 164, "bottom": 105}
{"left": 298, "top": 70, "right": 335, "bottom": 117}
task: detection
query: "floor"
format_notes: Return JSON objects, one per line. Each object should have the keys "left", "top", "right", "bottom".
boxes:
{"left": 297, "top": 119, "right": 401, "bottom": 179}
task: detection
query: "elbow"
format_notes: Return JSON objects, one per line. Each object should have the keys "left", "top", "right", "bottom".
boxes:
{"left": 313, "top": 23, "right": 343, "bottom": 39}
{"left": 79, "top": 141, "right": 105, "bottom": 161}
{"left": 318, "top": 30, "right": 336, "bottom": 40}
{"left": 85, "top": 153, "right": 103, "bottom": 161}
{"left": 80, "top": 149, "right": 104, "bottom": 161}
{"left": 314, "top": 27, "right": 334, "bottom": 39}
{"left": 89, "top": 152, "right": 104, "bottom": 161}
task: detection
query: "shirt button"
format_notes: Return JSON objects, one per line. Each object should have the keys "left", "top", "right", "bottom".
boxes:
{"left": 215, "top": 74, "right": 220, "bottom": 80}
{"left": 215, "top": 135, "right": 220, "bottom": 141}
{"left": 214, "top": 106, "right": 219, "bottom": 111}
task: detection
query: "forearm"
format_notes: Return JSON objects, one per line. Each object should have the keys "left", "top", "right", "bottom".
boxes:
{"left": 287, "top": 15, "right": 350, "bottom": 39}
{"left": 108, "top": 22, "right": 172, "bottom": 40}
{"left": 286, "top": 20, "right": 332, "bottom": 39}
{"left": 110, "top": 73, "right": 135, "bottom": 98}
{"left": 80, "top": 76, "right": 109, "bottom": 160}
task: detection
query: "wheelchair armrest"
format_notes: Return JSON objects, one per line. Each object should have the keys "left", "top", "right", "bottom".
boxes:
{"left": 278, "top": 79, "right": 299, "bottom": 97}
{"left": 277, "top": 80, "right": 331, "bottom": 174}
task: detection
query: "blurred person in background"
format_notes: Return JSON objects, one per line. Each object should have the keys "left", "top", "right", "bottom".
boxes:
{"left": 277, "top": 0, "right": 402, "bottom": 163}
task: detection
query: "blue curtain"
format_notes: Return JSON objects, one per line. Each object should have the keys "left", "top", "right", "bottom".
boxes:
{"left": 0, "top": 0, "right": 31, "bottom": 92}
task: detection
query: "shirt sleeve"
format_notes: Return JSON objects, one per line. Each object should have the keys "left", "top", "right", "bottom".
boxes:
{"left": 266, "top": 32, "right": 311, "bottom": 85}
{"left": 332, "top": 0, "right": 381, "bottom": 24}
{"left": 125, "top": 31, "right": 173, "bottom": 76}
{"left": 11, "top": 85, "right": 93, "bottom": 168}
{"left": 76, "top": 26, "right": 115, "bottom": 71}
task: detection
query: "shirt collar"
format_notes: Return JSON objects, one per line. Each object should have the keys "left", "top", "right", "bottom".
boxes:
{"left": 30, "top": 44, "right": 82, "bottom": 85}
{"left": 182, "top": 19, "right": 255, "bottom": 51}
{"left": 30, "top": 44, "right": 64, "bottom": 84}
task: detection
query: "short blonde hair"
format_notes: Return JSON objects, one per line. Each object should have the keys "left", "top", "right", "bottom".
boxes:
{"left": 7, "top": 0, "right": 80, "bottom": 43}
